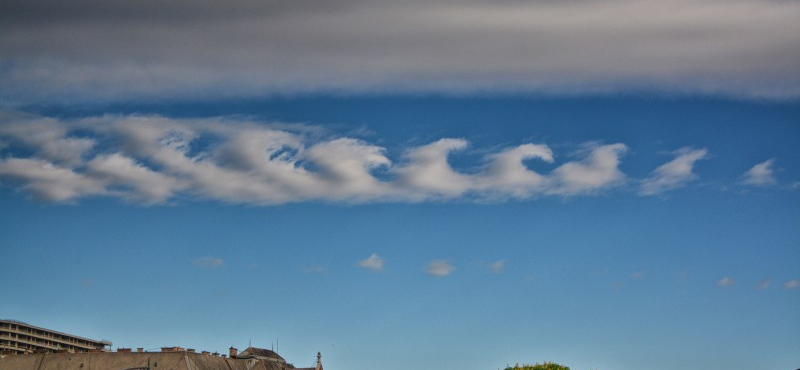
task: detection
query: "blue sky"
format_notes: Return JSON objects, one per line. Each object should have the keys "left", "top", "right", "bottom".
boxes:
{"left": 2, "top": 1, "right": 800, "bottom": 369}
{"left": 2, "top": 96, "right": 799, "bottom": 370}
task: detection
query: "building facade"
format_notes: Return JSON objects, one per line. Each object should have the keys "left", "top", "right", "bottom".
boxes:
{"left": 0, "top": 320, "right": 111, "bottom": 354}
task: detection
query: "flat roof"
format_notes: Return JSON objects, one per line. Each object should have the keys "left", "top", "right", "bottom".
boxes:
{"left": 1, "top": 319, "right": 112, "bottom": 346}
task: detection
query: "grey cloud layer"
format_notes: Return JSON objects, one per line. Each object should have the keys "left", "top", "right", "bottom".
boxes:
{"left": 1, "top": 0, "right": 799, "bottom": 102}
{"left": 0, "top": 111, "right": 649, "bottom": 204}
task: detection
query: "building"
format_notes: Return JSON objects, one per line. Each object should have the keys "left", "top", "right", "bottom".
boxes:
{"left": 0, "top": 320, "right": 324, "bottom": 370}
{"left": 0, "top": 351, "right": 288, "bottom": 370}
{"left": 0, "top": 320, "right": 111, "bottom": 355}
{"left": 233, "top": 347, "right": 323, "bottom": 370}
{"left": 235, "top": 347, "right": 286, "bottom": 363}
{"left": 0, "top": 348, "right": 324, "bottom": 370}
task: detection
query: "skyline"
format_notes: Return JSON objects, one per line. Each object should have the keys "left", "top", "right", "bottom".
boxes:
{"left": 2, "top": 0, "right": 799, "bottom": 370}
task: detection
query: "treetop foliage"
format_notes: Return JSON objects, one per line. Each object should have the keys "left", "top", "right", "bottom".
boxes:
{"left": 503, "top": 362, "right": 571, "bottom": 370}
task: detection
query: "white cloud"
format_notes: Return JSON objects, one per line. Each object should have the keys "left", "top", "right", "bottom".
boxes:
{"left": 548, "top": 143, "right": 628, "bottom": 195}
{"left": 395, "top": 139, "right": 472, "bottom": 199}
{"left": 477, "top": 144, "right": 553, "bottom": 199}
{"left": 426, "top": 260, "right": 455, "bottom": 277}
{"left": 784, "top": 279, "right": 800, "bottom": 289}
{"left": 740, "top": 159, "right": 777, "bottom": 186}
{"left": 86, "top": 154, "right": 183, "bottom": 204}
{"left": 0, "top": 158, "right": 107, "bottom": 202}
{"left": 0, "top": 111, "right": 657, "bottom": 205}
{"left": 640, "top": 148, "right": 708, "bottom": 196}
{"left": 193, "top": 257, "right": 224, "bottom": 268}
{"left": 717, "top": 276, "right": 734, "bottom": 287}
{"left": 357, "top": 254, "right": 384, "bottom": 272}
{"left": 488, "top": 260, "right": 505, "bottom": 274}
{"left": 305, "top": 138, "right": 392, "bottom": 201}
{"left": 756, "top": 280, "right": 771, "bottom": 290}
{"left": 0, "top": 111, "right": 95, "bottom": 166}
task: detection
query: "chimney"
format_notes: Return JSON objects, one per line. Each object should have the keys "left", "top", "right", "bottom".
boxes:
{"left": 229, "top": 347, "right": 237, "bottom": 359}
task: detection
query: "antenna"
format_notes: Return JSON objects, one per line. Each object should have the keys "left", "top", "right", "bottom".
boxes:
{"left": 248, "top": 338, "right": 251, "bottom": 348}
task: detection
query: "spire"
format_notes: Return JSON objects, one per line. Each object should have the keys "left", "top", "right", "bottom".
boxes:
{"left": 315, "top": 352, "right": 323, "bottom": 370}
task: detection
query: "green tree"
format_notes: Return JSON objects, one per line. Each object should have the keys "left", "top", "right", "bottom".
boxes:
{"left": 503, "top": 362, "right": 571, "bottom": 370}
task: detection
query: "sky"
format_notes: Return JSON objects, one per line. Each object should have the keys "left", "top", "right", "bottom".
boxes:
{"left": 1, "top": 1, "right": 799, "bottom": 370}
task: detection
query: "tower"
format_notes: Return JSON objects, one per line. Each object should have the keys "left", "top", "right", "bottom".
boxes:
{"left": 315, "top": 352, "right": 323, "bottom": 370}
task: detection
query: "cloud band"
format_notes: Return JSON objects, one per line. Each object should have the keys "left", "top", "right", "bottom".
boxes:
{"left": 0, "top": 110, "right": 635, "bottom": 205}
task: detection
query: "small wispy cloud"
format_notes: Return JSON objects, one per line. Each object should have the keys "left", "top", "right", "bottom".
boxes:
{"left": 640, "top": 148, "right": 708, "bottom": 196}
{"left": 488, "top": 260, "right": 505, "bottom": 274}
{"left": 784, "top": 279, "right": 800, "bottom": 289}
{"left": 79, "top": 278, "right": 94, "bottom": 287}
{"left": 631, "top": 271, "right": 645, "bottom": 279}
{"left": 756, "top": 280, "right": 771, "bottom": 290}
{"left": 303, "top": 266, "right": 329, "bottom": 274}
{"left": 426, "top": 260, "right": 455, "bottom": 277}
{"left": 193, "top": 256, "right": 224, "bottom": 269}
{"left": 740, "top": 159, "right": 777, "bottom": 186}
{"left": 357, "top": 253, "right": 384, "bottom": 272}
{"left": 717, "top": 276, "right": 734, "bottom": 287}
{"left": 591, "top": 269, "right": 610, "bottom": 277}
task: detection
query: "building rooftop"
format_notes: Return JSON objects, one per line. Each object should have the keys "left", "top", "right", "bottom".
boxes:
{"left": 0, "top": 319, "right": 111, "bottom": 347}
{"left": 237, "top": 347, "right": 285, "bottom": 361}
{"left": 0, "top": 351, "right": 298, "bottom": 370}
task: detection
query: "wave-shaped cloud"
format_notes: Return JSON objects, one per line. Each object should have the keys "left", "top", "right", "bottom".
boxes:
{"left": 0, "top": 110, "right": 638, "bottom": 205}
{"left": 639, "top": 147, "right": 708, "bottom": 196}
{"left": 740, "top": 159, "right": 777, "bottom": 186}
